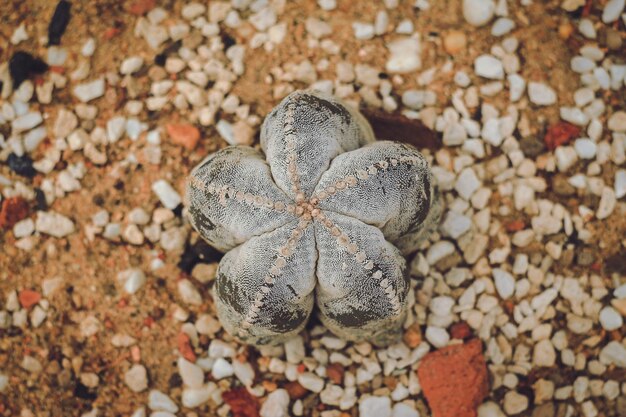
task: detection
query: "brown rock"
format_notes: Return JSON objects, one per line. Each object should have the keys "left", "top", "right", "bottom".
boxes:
{"left": 0, "top": 197, "right": 29, "bottom": 229}
{"left": 166, "top": 123, "right": 201, "bottom": 150}
{"left": 450, "top": 322, "right": 472, "bottom": 340}
{"left": 417, "top": 339, "right": 489, "bottom": 417}
{"left": 326, "top": 363, "right": 344, "bottom": 385}
{"left": 403, "top": 323, "right": 422, "bottom": 348}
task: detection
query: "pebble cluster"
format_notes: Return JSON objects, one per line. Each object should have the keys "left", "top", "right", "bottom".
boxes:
{"left": 0, "top": 0, "right": 625, "bottom": 417}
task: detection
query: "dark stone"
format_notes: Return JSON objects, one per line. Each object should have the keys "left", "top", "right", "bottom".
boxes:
{"left": 361, "top": 108, "right": 439, "bottom": 150}
{"left": 617, "top": 396, "right": 626, "bottom": 417}
{"left": 6, "top": 153, "right": 37, "bottom": 177}
{"left": 605, "top": 250, "right": 626, "bottom": 275}
{"left": 519, "top": 135, "right": 545, "bottom": 158}
{"left": 532, "top": 403, "right": 555, "bottom": 417}
{"left": 9, "top": 51, "right": 49, "bottom": 88}
{"left": 34, "top": 188, "right": 48, "bottom": 211}
{"left": 48, "top": 0, "right": 72, "bottom": 45}
{"left": 154, "top": 40, "right": 182, "bottom": 66}
{"left": 552, "top": 174, "right": 576, "bottom": 196}
{"left": 605, "top": 29, "right": 623, "bottom": 51}
{"left": 177, "top": 238, "right": 223, "bottom": 273}
{"left": 73, "top": 381, "right": 97, "bottom": 400}
{"left": 576, "top": 248, "right": 594, "bottom": 266}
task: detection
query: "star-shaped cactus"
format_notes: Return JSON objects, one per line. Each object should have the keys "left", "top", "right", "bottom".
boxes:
{"left": 186, "top": 91, "right": 441, "bottom": 346}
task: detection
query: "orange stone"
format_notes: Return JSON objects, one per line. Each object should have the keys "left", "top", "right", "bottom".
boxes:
{"left": 128, "top": 0, "right": 156, "bottom": 15}
{"left": 450, "top": 322, "right": 472, "bottom": 340}
{"left": 177, "top": 332, "right": 196, "bottom": 362}
{"left": 19, "top": 290, "right": 41, "bottom": 309}
{"left": 403, "top": 323, "right": 422, "bottom": 348}
{"left": 443, "top": 30, "right": 467, "bottom": 55}
{"left": 418, "top": 339, "right": 489, "bottom": 417}
{"left": 166, "top": 123, "right": 201, "bottom": 150}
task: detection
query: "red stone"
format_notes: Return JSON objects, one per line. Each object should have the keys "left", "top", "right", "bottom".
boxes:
{"left": 128, "top": 0, "right": 156, "bottom": 15}
{"left": 450, "top": 322, "right": 472, "bottom": 340}
{"left": 0, "top": 197, "right": 29, "bottom": 229}
{"left": 418, "top": 339, "right": 489, "bottom": 417}
{"left": 166, "top": 123, "right": 201, "bottom": 150}
{"left": 177, "top": 332, "right": 196, "bottom": 362}
{"left": 505, "top": 219, "right": 526, "bottom": 232}
{"left": 544, "top": 122, "right": 580, "bottom": 150}
{"left": 326, "top": 363, "right": 344, "bottom": 385}
{"left": 19, "top": 290, "right": 41, "bottom": 309}
{"left": 222, "top": 387, "right": 260, "bottom": 417}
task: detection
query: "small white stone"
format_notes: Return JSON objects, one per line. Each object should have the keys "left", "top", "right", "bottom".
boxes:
{"left": 285, "top": 336, "right": 306, "bottom": 363}
{"left": 425, "top": 326, "right": 450, "bottom": 348}
{"left": 608, "top": 111, "right": 626, "bottom": 132}
{"left": 596, "top": 186, "right": 616, "bottom": 219}
{"left": 117, "top": 268, "right": 146, "bottom": 294}
{"left": 508, "top": 74, "right": 526, "bottom": 102}
{"left": 233, "top": 360, "right": 255, "bottom": 386}
{"left": 73, "top": 78, "right": 105, "bottom": 102}
{"left": 152, "top": 180, "right": 182, "bottom": 210}
{"left": 533, "top": 340, "right": 556, "bottom": 367}
{"left": 599, "top": 341, "right": 626, "bottom": 367}
{"left": 211, "top": 358, "right": 234, "bottom": 379}
{"left": 614, "top": 170, "right": 626, "bottom": 198}
{"left": 35, "top": 211, "right": 75, "bottom": 238}
{"left": 352, "top": 22, "right": 375, "bottom": 40}
{"left": 578, "top": 19, "right": 596, "bottom": 39}
{"left": 359, "top": 396, "right": 392, "bottom": 417}
{"left": 493, "top": 268, "right": 515, "bottom": 299}
{"left": 477, "top": 401, "right": 506, "bottom": 417}
{"left": 392, "top": 403, "right": 419, "bottom": 417}
{"left": 149, "top": 390, "right": 179, "bottom": 412}
{"left": 81, "top": 38, "right": 96, "bottom": 56}
{"left": 386, "top": 37, "right": 421, "bottom": 73}
{"left": 560, "top": 107, "right": 589, "bottom": 126}
{"left": 426, "top": 241, "right": 455, "bottom": 265}
{"left": 13, "top": 218, "right": 34, "bottom": 238}
{"left": 474, "top": 55, "right": 504, "bottom": 80}
{"left": 182, "top": 3, "right": 206, "bottom": 19}
{"left": 528, "top": 82, "right": 557, "bottom": 106}
{"left": 298, "top": 372, "right": 325, "bottom": 393}
{"left": 178, "top": 279, "right": 202, "bottom": 305}
{"left": 10, "top": 23, "right": 28, "bottom": 45}
{"left": 178, "top": 357, "right": 204, "bottom": 388}
{"left": 599, "top": 306, "right": 623, "bottom": 331}
{"left": 455, "top": 167, "right": 481, "bottom": 200}
{"left": 602, "top": 0, "right": 625, "bottom": 23}
{"left": 491, "top": 18, "right": 515, "bottom": 36}
{"left": 260, "top": 389, "right": 290, "bottom": 417}
{"left": 11, "top": 111, "right": 42, "bottom": 133}
{"left": 503, "top": 391, "right": 528, "bottom": 415}
{"left": 208, "top": 340, "right": 236, "bottom": 358}
{"left": 571, "top": 56, "right": 595, "bottom": 73}
{"left": 463, "top": 0, "right": 496, "bottom": 26}
{"left": 574, "top": 138, "right": 597, "bottom": 159}
{"left": 124, "top": 364, "right": 148, "bottom": 393}
{"left": 440, "top": 211, "right": 471, "bottom": 238}
{"left": 21, "top": 355, "right": 43, "bottom": 373}
{"left": 120, "top": 56, "right": 144, "bottom": 75}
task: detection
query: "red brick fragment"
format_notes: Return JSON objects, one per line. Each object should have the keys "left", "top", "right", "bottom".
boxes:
{"left": 19, "top": 290, "right": 41, "bottom": 309}
{"left": 418, "top": 339, "right": 489, "bottom": 417}
{"left": 0, "top": 197, "right": 29, "bottom": 229}
{"left": 222, "top": 387, "right": 260, "bottom": 417}
{"left": 544, "top": 122, "right": 580, "bottom": 150}
{"left": 167, "top": 123, "right": 201, "bottom": 150}
{"left": 177, "top": 332, "right": 196, "bottom": 362}
{"left": 450, "top": 322, "right": 472, "bottom": 340}
{"left": 505, "top": 219, "right": 525, "bottom": 232}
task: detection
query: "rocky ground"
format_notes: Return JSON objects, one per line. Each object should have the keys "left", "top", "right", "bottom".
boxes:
{"left": 0, "top": 0, "right": 625, "bottom": 417}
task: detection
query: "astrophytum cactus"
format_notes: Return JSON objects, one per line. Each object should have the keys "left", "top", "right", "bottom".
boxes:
{"left": 186, "top": 91, "right": 441, "bottom": 346}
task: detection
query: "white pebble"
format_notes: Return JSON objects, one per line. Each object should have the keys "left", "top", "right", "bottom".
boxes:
{"left": 260, "top": 389, "right": 290, "bottom": 417}
{"left": 463, "top": 0, "right": 496, "bottom": 27}
{"left": 73, "top": 78, "right": 105, "bottom": 102}
{"left": 493, "top": 268, "right": 515, "bottom": 299}
{"left": 149, "top": 390, "right": 179, "bottom": 412}
{"left": 528, "top": 82, "right": 557, "bottom": 106}
{"left": 35, "top": 211, "right": 75, "bottom": 238}
{"left": 474, "top": 55, "right": 504, "bottom": 80}
{"left": 602, "top": 0, "right": 625, "bottom": 23}
{"left": 599, "top": 306, "right": 623, "bottom": 331}
{"left": 359, "top": 396, "right": 392, "bottom": 417}
{"left": 152, "top": 180, "right": 182, "bottom": 210}
{"left": 211, "top": 358, "right": 234, "bottom": 379}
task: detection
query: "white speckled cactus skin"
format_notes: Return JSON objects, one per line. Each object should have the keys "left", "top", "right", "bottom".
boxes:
{"left": 186, "top": 90, "right": 441, "bottom": 346}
